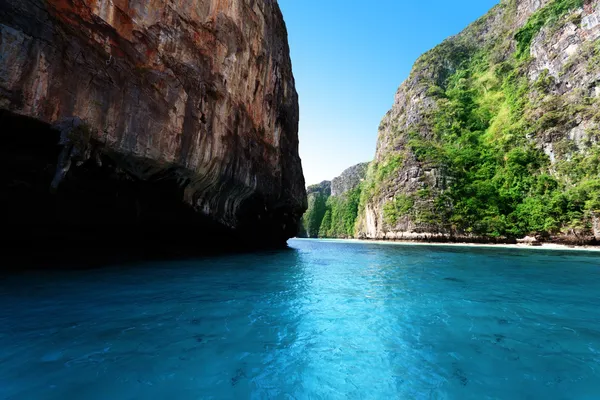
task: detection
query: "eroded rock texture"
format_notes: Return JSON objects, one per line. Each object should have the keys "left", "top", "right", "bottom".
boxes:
{"left": 0, "top": 0, "right": 306, "bottom": 259}
{"left": 331, "top": 162, "right": 368, "bottom": 197}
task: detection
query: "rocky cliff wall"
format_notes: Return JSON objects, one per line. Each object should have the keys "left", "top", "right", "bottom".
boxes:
{"left": 358, "top": 0, "right": 600, "bottom": 244}
{"left": 331, "top": 162, "right": 369, "bottom": 197}
{"left": 0, "top": 0, "right": 306, "bottom": 257}
{"left": 307, "top": 180, "right": 332, "bottom": 197}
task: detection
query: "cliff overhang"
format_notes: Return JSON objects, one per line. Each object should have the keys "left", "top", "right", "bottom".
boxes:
{"left": 0, "top": 0, "right": 307, "bottom": 263}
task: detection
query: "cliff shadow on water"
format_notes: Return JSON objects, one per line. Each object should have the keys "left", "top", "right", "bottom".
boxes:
{"left": 0, "top": 111, "right": 292, "bottom": 270}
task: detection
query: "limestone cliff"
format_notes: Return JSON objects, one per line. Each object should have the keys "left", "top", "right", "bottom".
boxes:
{"left": 0, "top": 0, "right": 306, "bottom": 257}
{"left": 331, "top": 162, "right": 369, "bottom": 197}
{"left": 358, "top": 0, "right": 600, "bottom": 244}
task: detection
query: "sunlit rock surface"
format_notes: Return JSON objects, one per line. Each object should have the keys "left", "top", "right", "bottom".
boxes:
{"left": 0, "top": 0, "right": 306, "bottom": 258}
{"left": 358, "top": 0, "right": 600, "bottom": 244}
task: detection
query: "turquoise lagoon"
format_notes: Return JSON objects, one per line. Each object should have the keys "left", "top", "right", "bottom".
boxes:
{"left": 1, "top": 239, "right": 600, "bottom": 399}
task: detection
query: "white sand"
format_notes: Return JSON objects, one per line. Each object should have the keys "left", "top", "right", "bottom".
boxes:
{"left": 294, "top": 238, "right": 600, "bottom": 252}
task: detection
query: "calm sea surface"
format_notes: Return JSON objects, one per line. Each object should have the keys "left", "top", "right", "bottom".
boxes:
{"left": 1, "top": 239, "right": 600, "bottom": 399}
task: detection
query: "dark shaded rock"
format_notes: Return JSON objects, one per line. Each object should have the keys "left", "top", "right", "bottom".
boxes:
{"left": 307, "top": 181, "right": 332, "bottom": 197}
{"left": 0, "top": 0, "right": 306, "bottom": 263}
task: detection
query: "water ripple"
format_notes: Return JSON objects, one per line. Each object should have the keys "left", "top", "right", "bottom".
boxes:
{"left": 0, "top": 239, "right": 600, "bottom": 399}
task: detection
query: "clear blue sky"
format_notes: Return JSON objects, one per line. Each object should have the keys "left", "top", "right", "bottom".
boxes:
{"left": 278, "top": 0, "right": 499, "bottom": 186}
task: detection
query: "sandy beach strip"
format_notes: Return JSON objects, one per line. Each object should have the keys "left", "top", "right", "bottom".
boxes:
{"left": 293, "top": 238, "right": 600, "bottom": 252}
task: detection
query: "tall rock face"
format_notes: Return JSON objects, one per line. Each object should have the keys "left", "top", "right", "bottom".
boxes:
{"left": 331, "top": 162, "right": 369, "bottom": 197}
{"left": 0, "top": 0, "right": 306, "bottom": 256}
{"left": 358, "top": 0, "right": 600, "bottom": 244}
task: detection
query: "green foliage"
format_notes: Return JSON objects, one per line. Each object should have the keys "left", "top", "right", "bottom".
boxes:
{"left": 376, "top": 154, "right": 404, "bottom": 181}
{"left": 514, "top": 0, "right": 584, "bottom": 59}
{"left": 448, "top": 35, "right": 597, "bottom": 235}
{"left": 357, "top": 162, "right": 380, "bottom": 217}
{"left": 427, "top": 49, "right": 566, "bottom": 236}
{"left": 321, "top": 186, "right": 363, "bottom": 238}
{"left": 407, "top": 134, "right": 448, "bottom": 165}
{"left": 415, "top": 40, "right": 477, "bottom": 86}
{"left": 568, "top": 179, "right": 600, "bottom": 213}
{"left": 533, "top": 69, "right": 556, "bottom": 93}
{"left": 556, "top": 143, "right": 600, "bottom": 182}
{"left": 383, "top": 194, "right": 415, "bottom": 226}
{"left": 403, "top": 40, "right": 596, "bottom": 237}
{"left": 302, "top": 183, "right": 366, "bottom": 239}
{"left": 302, "top": 193, "right": 328, "bottom": 238}
{"left": 318, "top": 210, "right": 332, "bottom": 237}
{"left": 357, "top": 0, "right": 597, "bottom": 240}
{"left": 557, "top": 143, "right": 600, "bottom": 216}
{"left": 587, "top": 41, "right": 600, "bottom": 73}
{"left": 427, "top": 85, "right": 446, "bottom": 98}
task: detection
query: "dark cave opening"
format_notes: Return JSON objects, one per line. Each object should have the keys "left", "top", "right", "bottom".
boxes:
{"left": 0, "top": 111, "right": 276, "bottom": 269}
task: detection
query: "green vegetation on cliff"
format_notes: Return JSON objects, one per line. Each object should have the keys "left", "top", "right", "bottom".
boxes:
{"left": 301, "top": 182, "right": 331, "bottom": 238}
{"left": 358, "top": 0, "right": 600, "bottom": 241}
{"left": 303, "top": 192, "right": 328, "bottom": 238}
{"left": 383, "top": 194, "right": 415, "bottom": 226}
{"left": 319, "top": 186, "right": 363, "bottom": 238}
{"left": 514, "top": 0, "right": 584, "bottom": 58}
{"left": 424, "top": 4, "right": 598, "bottom": 237}
{"left": 299, "top": 163, "right": 369, "bottom": 238}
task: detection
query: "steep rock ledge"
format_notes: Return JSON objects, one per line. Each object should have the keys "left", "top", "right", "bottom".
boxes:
{"left": 0, "top": 0, "right": 306, "bottom": 259}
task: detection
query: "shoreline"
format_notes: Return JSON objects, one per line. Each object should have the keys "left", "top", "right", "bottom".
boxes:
{"left": 292, "top": 238, "right": 600, "bottom": 252}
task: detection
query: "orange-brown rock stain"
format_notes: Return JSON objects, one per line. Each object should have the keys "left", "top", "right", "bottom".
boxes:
{"left": 0, "top": 0, "right": 305, "bottom": 241}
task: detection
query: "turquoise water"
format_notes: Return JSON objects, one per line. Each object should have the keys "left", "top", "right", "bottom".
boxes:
{"left": 1, "top": 240, "right": 600, "bottom": 399}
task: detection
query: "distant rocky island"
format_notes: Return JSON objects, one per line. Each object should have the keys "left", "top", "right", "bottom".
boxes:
{"left": 0, "top": 0, "right": 306, "bottom": 261}
{"left": 301, "top": 0, "right": 600, "bottom": 245}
